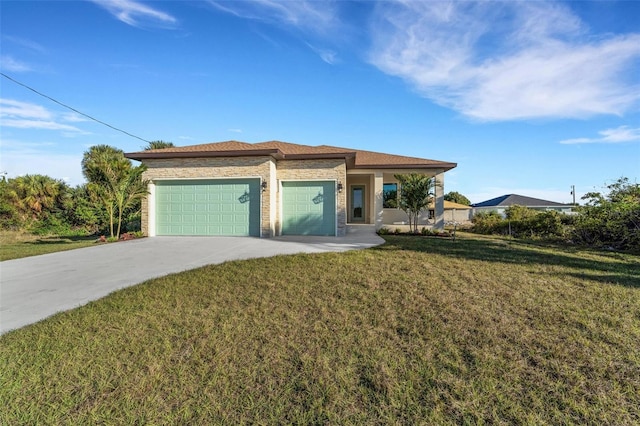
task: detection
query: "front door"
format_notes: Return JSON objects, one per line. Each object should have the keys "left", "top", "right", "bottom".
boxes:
{"left": 350, "top": 185, "right": 365, "bottom": 223}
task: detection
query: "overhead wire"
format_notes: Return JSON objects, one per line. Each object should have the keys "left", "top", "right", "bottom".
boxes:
{"left": 1, "top": 72, "right": 151, "bottom": 143}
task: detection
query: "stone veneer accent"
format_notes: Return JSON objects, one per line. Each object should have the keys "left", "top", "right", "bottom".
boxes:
{"left": 138, "top": 156, "right": 348, "bottom": 237}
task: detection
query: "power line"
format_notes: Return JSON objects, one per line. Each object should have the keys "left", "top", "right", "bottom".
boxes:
{"left": 1, "top": 72, "right": 151, "bottom": 143}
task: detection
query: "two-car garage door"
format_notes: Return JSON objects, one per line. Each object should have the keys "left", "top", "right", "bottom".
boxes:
{"left": 155, "top": 179, "right": 260, "bottom": 236}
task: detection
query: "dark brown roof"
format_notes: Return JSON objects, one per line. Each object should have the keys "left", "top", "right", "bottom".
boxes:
{"left": 125, "top": 140, "right": 456, "bottom": 170}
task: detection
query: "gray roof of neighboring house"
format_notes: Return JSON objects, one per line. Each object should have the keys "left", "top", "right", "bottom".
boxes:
{"left": 471, "top": 194, "right": 569, "bottom": 208}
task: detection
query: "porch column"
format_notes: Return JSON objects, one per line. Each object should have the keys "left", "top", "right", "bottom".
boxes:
{"left": 374, "top": 172, "right": 384, "bottom": 230}
{"left": 435, "top": 172, "right": 444, "bottom": 230}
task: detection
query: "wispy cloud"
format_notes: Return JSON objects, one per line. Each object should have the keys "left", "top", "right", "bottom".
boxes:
{"left": 227, "top": 128, "right": 243, "bottom": 134}
{"left": 306, "top": 43, "right": 338, "bottom": 64}
{"left": 0, "top": 55, "right": 32, "bottom": 72}
{"left": 2, "top": 35, "right": 46, "bottom": 53}
{"left": 560, "top": 126, "right": 640, "bottom": 145}
{"left": 368, "top": 1, "right": 640, "bottom": 121}
{"left": 0, "top": 139, "right": 84, "bottom": 185}
{"left": 207, "top": 0, "right": 340, "bottom": 63}
{"left": 0, "top": 99, "right": 87, "bottom": 134}
{"left": 90, "top": 0, "right": 177, "bottom": 28}
{"left": 207, "top": 0, "right": 337, "bottom": 35}
{"left": 0, "top": 99, "right": 50, "bottom": 120}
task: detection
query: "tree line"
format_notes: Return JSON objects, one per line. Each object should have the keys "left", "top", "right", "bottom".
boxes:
{"left": 471, "top": 177, "right": 639, "bottom": 251}
{"left": 0, "top": 141, "right": 174, "bottom": 240}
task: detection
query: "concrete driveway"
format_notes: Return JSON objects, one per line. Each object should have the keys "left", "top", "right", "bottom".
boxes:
{"left": 1, "top": 231, "right": 383, "bottom": 335}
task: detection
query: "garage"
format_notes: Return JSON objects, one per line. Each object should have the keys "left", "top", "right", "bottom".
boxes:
{"left": 155, "top": 179, "right": 261, "bottom": 236}
{"left": 281, "top": 181, "right": 336, "bottom": 236}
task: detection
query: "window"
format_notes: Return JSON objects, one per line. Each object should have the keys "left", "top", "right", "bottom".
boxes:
{"left": 383, "top": 183, "right": 398, "bottom": 208}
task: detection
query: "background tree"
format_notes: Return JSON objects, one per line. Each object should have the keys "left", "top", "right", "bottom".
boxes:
{"left": 144, "top": 140, "right": 175, "bottom": 150}
{"left": 444, "top": 191, "right": 471, "bottom": 206}
{"left": 395, "top": 173, "right": 440, "bottom": 233}
{"left": 82, "top": 145, "right": 149, "bottom": 238}
{"left": 573, "top": 177, "right": 640, "bottom": 250}
{"left": 13, "top": 174, "right": 65, "bottom": 220}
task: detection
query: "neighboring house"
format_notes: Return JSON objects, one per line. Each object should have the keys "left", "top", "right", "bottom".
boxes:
{"left": 436, "top": 201, "right": 473, "bottom": 224}
{"left": 471, "top": 194, "right": 573, "bottom": 217}
{"left": 125, "top": 141, "right": 456, "bottom": 237}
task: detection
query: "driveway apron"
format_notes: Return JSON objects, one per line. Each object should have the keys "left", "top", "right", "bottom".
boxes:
{"left": 0, "top": 234, "right": 383, "bottom": 334}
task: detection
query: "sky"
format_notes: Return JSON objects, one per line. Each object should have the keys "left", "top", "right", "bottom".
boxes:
{"left": 1, "top": 0, "right": 639, "bottom": 204}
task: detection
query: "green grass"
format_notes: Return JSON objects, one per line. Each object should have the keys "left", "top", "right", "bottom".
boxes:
{"left": 0, "top": 231, "right": 97, "bottom": 261}
{"left": 1, "top": 233, "right": 639, "bottom": 424}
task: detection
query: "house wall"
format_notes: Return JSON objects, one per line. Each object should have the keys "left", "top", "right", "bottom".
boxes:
{"left": 378, "top": 171, "right": 445, "bottom": 230}
{"left": 444, "top": 208, "right": 472, "bottom": 223}
{"left": 140, "top": 156, "right": 275, "bottom": 237}
{"left": 276, "top": 159, "right": 348, "bottom": 236}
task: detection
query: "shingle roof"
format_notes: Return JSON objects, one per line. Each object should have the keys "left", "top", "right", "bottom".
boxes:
{"left": 471, "top": 194, "right": 569, "bottom": 208}
{"left": 125, "top": 140, "right": 456, "bottom": 170}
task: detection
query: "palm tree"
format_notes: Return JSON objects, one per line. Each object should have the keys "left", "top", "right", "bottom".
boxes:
{"left": 13, "top": 174, "right": 63, "bottom": 219}
{"left": 144, "top": 140, "right": 175, "bottom": 150}
{"left": 83, "top": 145, "right": 149, "bottom": 238}
{"left": 394, "top": 173, "right": 440, "bottom": 233}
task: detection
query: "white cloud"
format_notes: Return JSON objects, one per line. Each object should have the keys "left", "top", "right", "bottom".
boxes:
{"left": 207, "top": 0, "right": 340, "bottom": 63}
{"left": 207, "top": 0, "right": 337, "bottom": 35}
{"left": 0, "top": 98, "right": 51, "bottom": 119}
{"left": 306, "top": 43, "right": 338, "bottom": 64}
{"left": 0, "top": 118, "right": 82, "bottom": 132}
{"left": 0, "top": 55, "right": 32, "bottom": 72}
{"left": 90, "top": 0, "right": 177, "bottom": 28}
{"left": 227, "top": 128, "right": 243, "bottom": 133}
{"left": 0, "top": 98, "right": 87, "bottom": 134}
{"left": 560, "top": 126, "right": 640, "bottom": 145}
{"left": 368, "top": 1, "right": 640, "bottom": 121}
{"left": 0, "top": 151, "right": 84, "bottom": 186}
{"left": 2, "top": 35, "right": 46, "bottom": 53}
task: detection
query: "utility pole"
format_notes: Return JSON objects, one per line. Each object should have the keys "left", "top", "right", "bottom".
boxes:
{"left": 570, "top": 185, "right": 576, "bottom": 205}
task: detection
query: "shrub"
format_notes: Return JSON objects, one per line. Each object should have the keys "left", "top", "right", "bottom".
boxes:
{"left": 572, "top": 178, "right": 640, "bottom": 250}
{"left": 471, "top": 211, "right": 504, "bottom": 234}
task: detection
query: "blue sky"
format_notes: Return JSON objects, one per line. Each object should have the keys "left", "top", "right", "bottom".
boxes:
{"left": 1, "top": 0, "right": 639, "bottom": 204}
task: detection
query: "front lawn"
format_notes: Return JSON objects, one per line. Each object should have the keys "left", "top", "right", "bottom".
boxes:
{"left": 0, "top": 231, "right": 97, "bottom": 261}
{"left": 1, "top": 234, "right": 639, "bottom": 424}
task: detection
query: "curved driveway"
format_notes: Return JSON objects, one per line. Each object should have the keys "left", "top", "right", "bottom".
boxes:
{"left": 1, "top": 233, "right": 383, "bottom": 335}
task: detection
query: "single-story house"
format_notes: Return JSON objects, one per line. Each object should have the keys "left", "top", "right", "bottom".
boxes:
{"left": 471, "top": 194, "right": 573, "bottom": 217}
{"left": 125, "top": 140, "right": 456, "bottom": 237}
{"left": 438, "top": 201, "right": 473, "bottom": 223}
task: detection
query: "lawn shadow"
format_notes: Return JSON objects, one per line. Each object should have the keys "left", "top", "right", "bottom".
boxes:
{"left": 374, "top": 234, "right": 640, "bottom": 289}
{"left": 28, "top": 235, "right": 96, "bottom": 245}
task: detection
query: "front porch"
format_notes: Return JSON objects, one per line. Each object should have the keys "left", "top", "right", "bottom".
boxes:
{"left": 344, "top": 170, "right": 446, "bottom": 231}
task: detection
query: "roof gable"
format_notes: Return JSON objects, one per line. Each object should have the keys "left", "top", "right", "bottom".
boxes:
{"left": 125, "top": 140, "right": 456, "bottom": 170}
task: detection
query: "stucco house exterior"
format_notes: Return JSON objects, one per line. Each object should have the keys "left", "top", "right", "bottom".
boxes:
{"left": 471, "top": 194, "right": 573, "bottom": 218}
{"left": 438, "top": 201, "right": 473, "bottom": 224}
{"left": 125, "top": 141, "right": 456, "bottom": 237}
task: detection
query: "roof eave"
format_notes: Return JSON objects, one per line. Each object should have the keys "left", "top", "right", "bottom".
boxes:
{"left": 125, "top": 149, "right": 282, "bottom": 160}
{"left": 353, "top": 162, "right": 457, "bottom": 171}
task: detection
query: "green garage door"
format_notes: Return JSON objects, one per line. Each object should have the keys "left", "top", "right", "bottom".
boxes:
{"left": 282, "top": 181, "right": 336, "bottom": 236}
{"left": 155, "top": 179, "right": 260, "bottom": 236}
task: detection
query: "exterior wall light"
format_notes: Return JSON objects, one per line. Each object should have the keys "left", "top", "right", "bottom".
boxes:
{"left": 261, "top": 181, "right": 267, "bottom": 192}
{"left": 337, "top": 182, "right": 344, "bottom": 193}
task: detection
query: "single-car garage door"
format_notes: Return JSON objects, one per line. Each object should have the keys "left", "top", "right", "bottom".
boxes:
{"left": 155, "top": 179, "right": 260, "bottom": 236}
{"left": 281, "top": 181, "right": 336, "bottom": 236}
